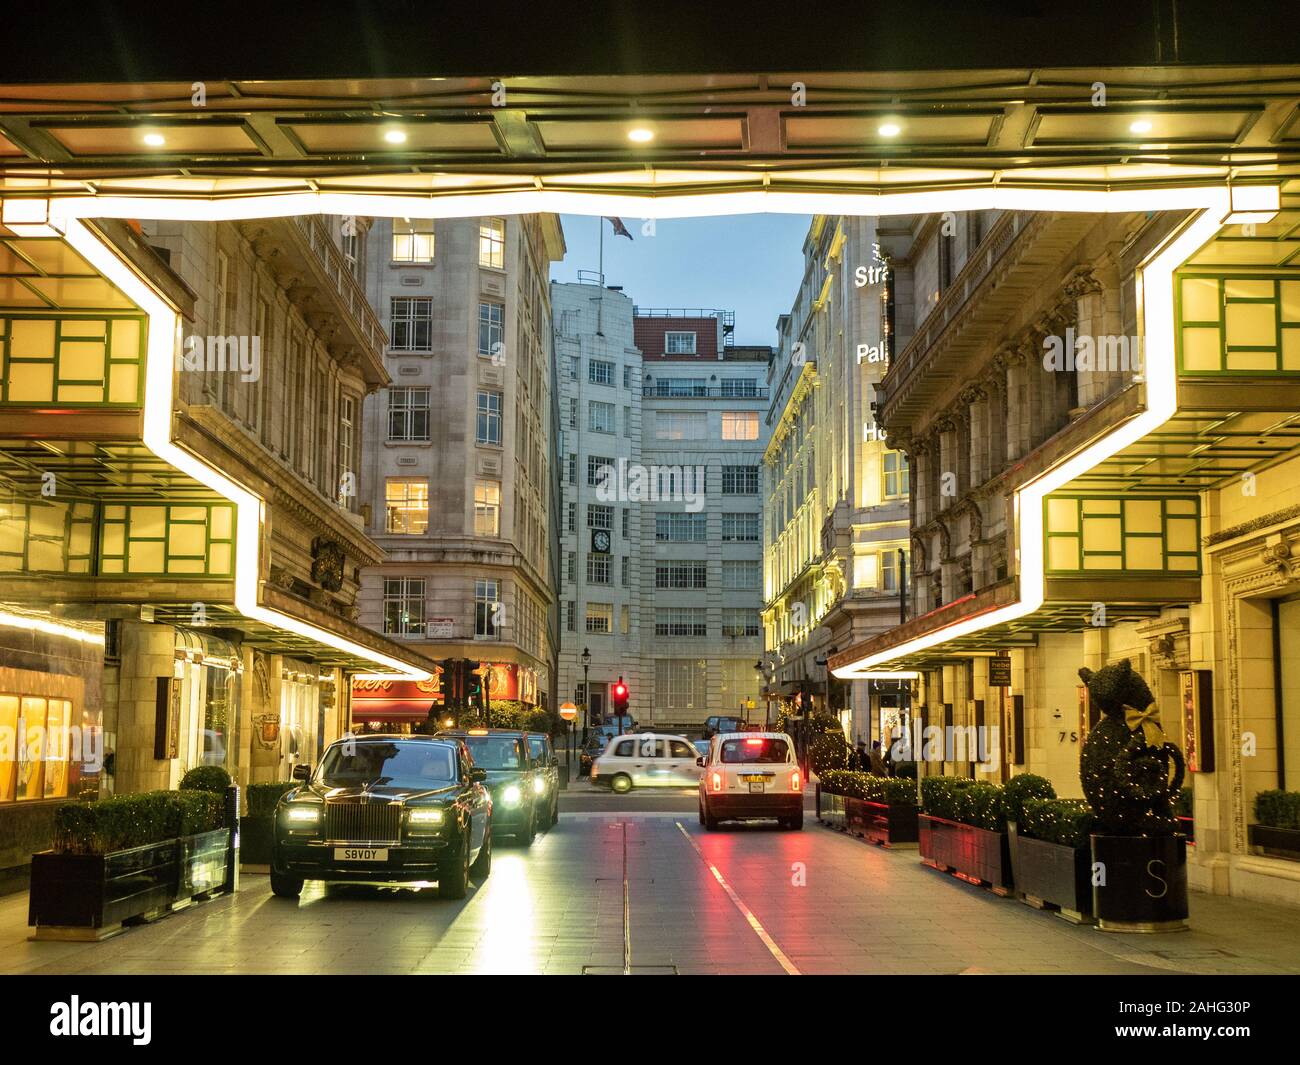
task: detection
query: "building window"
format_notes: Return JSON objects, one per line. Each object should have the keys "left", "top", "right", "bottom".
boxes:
{"left": 621, "top": 556, "right": 631, "bottom": 588}
{"left": 651, "top": 378, "right": 708, "bottom": 398}
{"left": 566, "top": 500, "right": 577, "bottom": 532}
{"left": 478, "top": 301, "right": 504, "bottom": 358}
{"left": 585, "top": 602, "right": 613, "bottom": 634}
{"left": 720, "top": 379, "right": 759, "bottom": 397}
{"left": 721, "top": 512, "right": 760, "bottom": 542}
{"left": 721, "top": 411, "right": 760, "bottom": 441}
{"left": 882, "top": 548, "right": 908, "bottom": 592}
{"left": 479, "top": 218, "right": 506, "bottom": 269}
{"left": 655, "top": 560, "right": 708, "bottom": 589}
{"left": 390, "top": 297, "right": 433, "bottom": 352}
{"left": 587, "top": 504, "right": 613, "bottom": 530}
{"left": 623, "top": 365, "right": 632, "bottom": 389}
{"left": 337, "top": 394, "right": 355, "bottom": 507}
{"left": 564, "top": 601, "right": 576, "bottom": 632}
{"left": 620, "top": 605, "right": 630, "bottom": 634}
{"left": 586, "top": 555, "right": 611, "bottom": 585}
{"left": 388, "top": 386, "right": 431, "bottom": 442}
{"left": 474, "top": 578, "right": 501, "bottom": 638}
{"left": 383, "top": 577, "right": 426, "bottom": 636}
{"left": 385, "top": 479, "right": 429, "bottom": 534}
{"left": 722, "top": 465, "right": 760, "bottom": 494}
{"left": 476, "top": 390, "right": 503, "bottom": 446}
{"left": 655, "top": 412, "right": 707, "bottom": 440}
{"left": 589, "top": 400, "right": 616, "bottom": 434}
{"left": 665, "top": 331, "right": 697, "bottom": 355}
{"left": 565, "top": 454, "right": 577, "bottom": 485}
{"left": 655, "top": 512, "right": 707, "bottom": 542}
{"left": 656, "top": 659, "right": 707, "bottom": 711}
{"left": 474, "top": 480, "right": 501, "bottom": 536}
{"left": 566, "top": 397, "right": 578, "bottom": 428}
{"left": 566, "top": 355, "right": 580, "bottom": 380}
{"left": 621, "top": 508, "right": 630, "bottom": 537}
{"left": 566, "top": 551, "right": 576, "bottom": 582}
{"left": 722, "top": 609, "right": 761, "bottom": 637}
{"left": 883, "top": 451, "right": 910, "bottom": 499}
{"left": 722, "top": 559, "right": 762, "bottom": 589}
{"left": 587, "top": 455, "right": 614, "bottom": 487}
{"left": 589, "top": 359, "right": 615, "bottom": 386}
{"left": 656, "top": 607, "right": 708, "bottom": 637}
{"left": 392, "top": 218, "right": 435, "bottom": 263}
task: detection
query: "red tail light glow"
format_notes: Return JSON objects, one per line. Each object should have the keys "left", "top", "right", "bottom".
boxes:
{"left": 711, "top": 771, "right": 724, "bottom": 793}
{"left": 791, "top": 769, "right": 801, "bottom": 792}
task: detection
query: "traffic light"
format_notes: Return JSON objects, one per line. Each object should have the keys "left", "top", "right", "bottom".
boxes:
{"left": 440, "top": 659, "right": 462, "bottom": 708}
{"left": 612, "top": 677, "right": 629, "bottom": 718}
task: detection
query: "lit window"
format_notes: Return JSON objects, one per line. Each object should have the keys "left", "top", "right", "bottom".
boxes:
{"left": 385, "top": 479, "right": 429, "bottom": 535}
{"left": 585, "top": 602, "right": 613, "bottom": 634}
{"left": 392, "top": 218, "right": 435, "bottom": 263}
{"left": 722, "top": 411, "right": 759, "bottom": 441}
{"left": 479, "top": 218, "right": 506, "bottom": 269}
{"left": 474, "top": 480, "right": 501, "bottom": 536}
{"left": 883, "top": 451, "right": 910, "bottom": 499}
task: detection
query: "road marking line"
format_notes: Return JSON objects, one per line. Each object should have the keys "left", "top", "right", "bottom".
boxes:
{"left": 674, "top": 821, "right": 800, "bottom": 976}
{"left": 622, "top": 821, "right": 631, "bottom": 975}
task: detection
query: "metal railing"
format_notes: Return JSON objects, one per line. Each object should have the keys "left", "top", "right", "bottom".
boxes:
{"left": 289, "top": 215, "right": 389, "bottom": 361}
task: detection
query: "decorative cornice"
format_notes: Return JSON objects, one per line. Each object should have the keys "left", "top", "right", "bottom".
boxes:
{"left": 1204, "top": 502, "right": 1300, "bottom": 547}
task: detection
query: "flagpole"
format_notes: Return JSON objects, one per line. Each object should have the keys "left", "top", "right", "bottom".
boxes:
{"left": 597, "top": 216, "right": 604, "bottom": 336}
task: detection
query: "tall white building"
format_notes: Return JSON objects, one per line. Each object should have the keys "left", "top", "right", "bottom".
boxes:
{"left": 552, "top": 287, "right": 771, "bottom": 730}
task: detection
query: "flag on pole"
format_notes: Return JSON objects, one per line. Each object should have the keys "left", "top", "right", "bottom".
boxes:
{"left": 605, "top": 216, "right": 634, "bottom": 240}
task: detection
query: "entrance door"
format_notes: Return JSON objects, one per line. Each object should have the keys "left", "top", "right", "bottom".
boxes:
{"left": 1276, "top": 598, "right": 1300, "bottom": 790}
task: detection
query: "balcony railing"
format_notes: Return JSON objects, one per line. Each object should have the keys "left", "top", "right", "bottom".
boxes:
{"left": 643, "top": 385, "right": 770, "bottom": 399}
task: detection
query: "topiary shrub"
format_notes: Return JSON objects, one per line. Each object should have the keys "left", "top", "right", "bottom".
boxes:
{"left": 246, "top": 782, "right": 298, "bottom": 819}
{"left": 180, "top": 765, "right": 232, "bottom": 794}
{"left": 1002, "top": 773, "right": 1056, "bottom": 825}
{"left": 809, "top": 731, "right": 851, "bottom": 776}
{"left": 1254, "top": 789, "right": 1300, "bottom": 829}
{"left": 1079, "top": 659, "right": 1185, "bottom": 836}
{"left": 819, "top": 770, "right": 917, "bottom": 806}
{"left": 966, "top": 782, "right": 1007, "bottom": 832}
{"left": 921, "top": 776, "right": 974, "bottom": 821}
{"left": 1175, "top": 788, "right": 1194, "bottom": 819}
{"left": 1021, "top": 797, "right": 1095, "bottom": 849}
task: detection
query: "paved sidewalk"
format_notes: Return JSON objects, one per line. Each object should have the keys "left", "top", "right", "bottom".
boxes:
{"left": 2, "top": 813, "right": 1298, "bottom": 976}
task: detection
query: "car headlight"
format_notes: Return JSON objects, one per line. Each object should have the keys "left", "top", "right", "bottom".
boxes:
{"left": 501, "top": 784, "right": 522, "bottom": 806}
{"left": 284, "top": 805, "right": 320, "bottom": 824}
{"left": 407, "top": 809, "right": 446, "bottom": 826}
{"left": 532, "top": 776, "right": 546, "bottom": 796}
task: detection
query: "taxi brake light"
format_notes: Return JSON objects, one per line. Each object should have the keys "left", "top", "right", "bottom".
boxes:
{"left": 710, "top": 770, "right": 724, "bottom": 793}
{"left": 791, "top": 769, "right": 801, "bottom": 792}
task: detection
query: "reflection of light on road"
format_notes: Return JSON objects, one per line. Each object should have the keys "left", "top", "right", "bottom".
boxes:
{"left": 468, "top": 853, "right": 538, "bottom": 974}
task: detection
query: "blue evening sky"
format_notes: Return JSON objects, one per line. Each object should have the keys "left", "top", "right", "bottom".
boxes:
{"left": 550, "top": 214, "right": 813, "bottom": 347}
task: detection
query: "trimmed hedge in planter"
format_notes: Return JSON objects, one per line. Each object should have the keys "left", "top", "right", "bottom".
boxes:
{"left": 818, "top": 771, "right": 919, "bottom": 845}
{"left": 919, "top": 777, "right": 1013, "bottom": 892}
{"left": 1016, "top": 798, "right": 1095, "bottom": 921}
{"left": 30, "top": 789, "right": 235, "bottom": 939}
{"left": 1249, "top": 789, "right": 1300, "bottom": 861}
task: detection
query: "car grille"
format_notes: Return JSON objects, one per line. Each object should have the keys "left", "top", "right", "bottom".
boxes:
{"left": 324, "top": 801, "right": 402, "bottom": 844}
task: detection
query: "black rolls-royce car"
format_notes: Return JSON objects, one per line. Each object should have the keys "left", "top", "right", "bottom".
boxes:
{"left": 436, "top": 728, "right": 539, "bottom": 845}
{"left": 270, "top": 735, "right": 492, "bottom": 900}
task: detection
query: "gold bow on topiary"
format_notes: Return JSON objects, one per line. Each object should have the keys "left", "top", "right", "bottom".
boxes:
{"left": 1123, "top": 703, "right": 1165, "bottom": 747}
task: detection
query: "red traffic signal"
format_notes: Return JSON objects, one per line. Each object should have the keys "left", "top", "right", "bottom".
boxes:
{"left": 612, "top": 677, "right": 629, "bottom": 713}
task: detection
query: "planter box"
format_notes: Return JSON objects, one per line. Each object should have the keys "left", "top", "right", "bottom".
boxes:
{"left": 846, "top": 797, "right": 918, "bottom": 847}
{"left": 29, "top": 839, "right": 179, "bottom": 936}
{"left": 239, "top": 816, "right": 274, "bottom": 866}
{"left": 919, "top": 814, "right": 1013, "bottom": 894}
{"left": 816, "top": 789, "right": 846, "bottom": 830}
{"left": 1016, "top": 835, "right": 1092, "bottom": 922}
{"left": 29, "top": 827, "right": 235, "bottom": 941}
{"left": 1248, "top": 823, "right": 1300, "bottom": 862}
{"left": 1090, "top": 834, "right": 1189, "bottom": 932}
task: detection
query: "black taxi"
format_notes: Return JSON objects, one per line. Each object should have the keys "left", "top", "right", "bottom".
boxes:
{"left": 437, "top": 728, "right": 539, "bottom": 845}
{"left": 270, "top": 734, "right": 491, "bottom": 900}
{"left": 524, "top": 731, "right": 561, "bottom": 829}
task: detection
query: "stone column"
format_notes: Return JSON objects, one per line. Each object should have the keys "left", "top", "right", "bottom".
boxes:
{"left": 113, "top": 621, "right": 178, "bottom": 796}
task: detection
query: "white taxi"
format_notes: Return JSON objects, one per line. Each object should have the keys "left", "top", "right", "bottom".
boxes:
{"left": 590, "top": 733, "right": 702, "bottom": 793}
{"left": 697, "top": 731, "right": 803, "bottom": 830}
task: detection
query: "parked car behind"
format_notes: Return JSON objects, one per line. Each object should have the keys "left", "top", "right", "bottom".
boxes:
{"left": 591, "top": 733, "right": 702, "bottom": 793}
{"left": 524, "top": 731, "right": 560, "bottom": 829}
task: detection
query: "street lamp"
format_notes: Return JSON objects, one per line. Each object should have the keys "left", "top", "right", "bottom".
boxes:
{"left": 581, "top": 647, "right": 591, "bottom": 747}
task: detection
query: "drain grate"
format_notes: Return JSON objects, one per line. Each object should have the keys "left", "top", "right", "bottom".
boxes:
{"left": 1149, "top": 947, "right": 1240, "bottom": 960}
